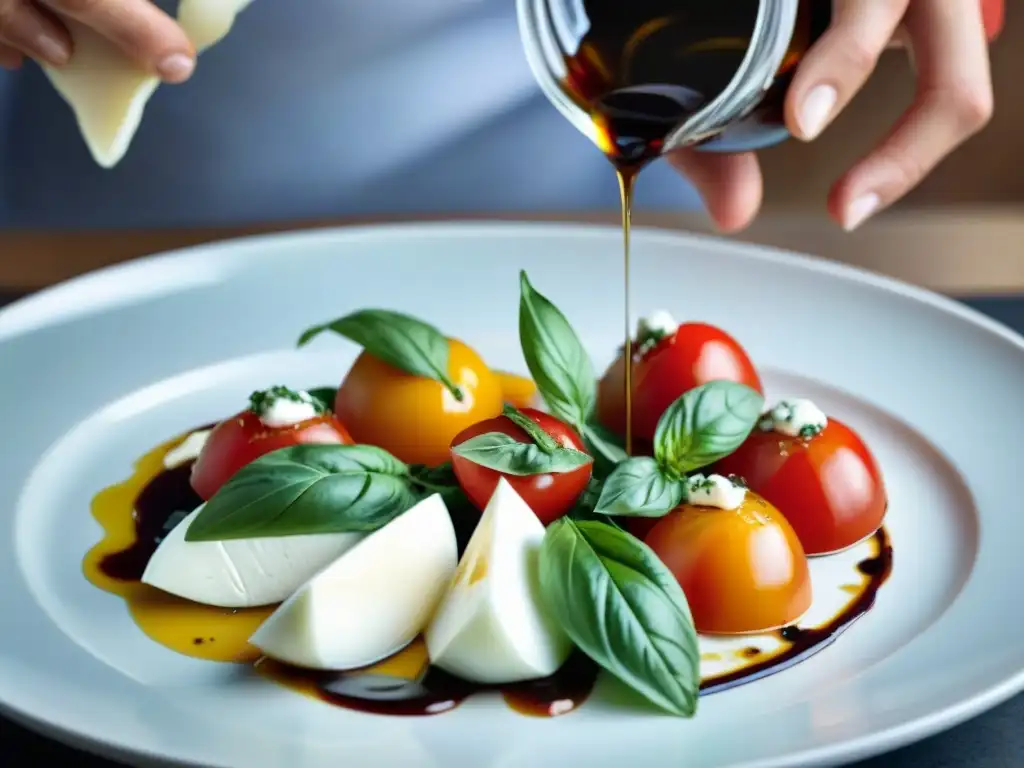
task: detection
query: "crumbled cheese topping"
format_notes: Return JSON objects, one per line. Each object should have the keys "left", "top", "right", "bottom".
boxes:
{"left": 686, "top": 473, "right": 746, "bottom": 510}
{"left": 758, "top": 398, "right": 828, "bottom": 439}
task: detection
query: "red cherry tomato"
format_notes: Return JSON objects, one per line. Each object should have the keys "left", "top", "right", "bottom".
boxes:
{"left": 191, "top": 410, "right": 353, "bottom": 500}
{"left": 597, "top": 322, "right": 763, "bottom": 442}
{"left": 715, "top": 418, "right": 887, "bottom": 556}
{"left": 450, "top": 408, "right": 592, "bottom": 525}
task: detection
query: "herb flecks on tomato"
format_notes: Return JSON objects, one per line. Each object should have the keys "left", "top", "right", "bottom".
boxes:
{"left": 190, "top": 387, "right": 353, "bottom": 501}
{"left": 715, "top": 416, "right": 887, "bottom": 556}
{"left": 598, "top": 320, "right": 763, "bottom": 443}
{"left": 450, "top": 405, "right": 593, "bottom": 525}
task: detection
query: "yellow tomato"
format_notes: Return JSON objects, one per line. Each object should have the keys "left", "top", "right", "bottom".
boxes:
{"left": 643, "top": 492, "right": 812, "bottom": 635}
{"left": 334, "top": 339, "right": 503, "bottom": 466}
{"left": 494, "top": 370, "right": 538, "bottom": 409}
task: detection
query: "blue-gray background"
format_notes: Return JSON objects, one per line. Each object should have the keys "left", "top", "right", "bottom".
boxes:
{"left": 0, "top": 1, "right": 703, "bottom": 228}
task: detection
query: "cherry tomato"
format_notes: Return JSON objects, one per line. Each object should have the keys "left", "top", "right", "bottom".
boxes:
{"left": 335, "top": 338, "right": 503, "bottom": 467}
{"left": 494, "top": 370, "right": 538, "bottom": 409}
{"left": 191, "top": 410, "right": 353, "bottom": 500}
{"left": 643, "top": 492, "right": 812, "bottom": 635}
{"left": 597, "top": 322, "right": 763, "bottom": 442}
{"left": 714, "top": 418, "right": 886, "bottom": 556}
{"left": 450, "top": 408, "right": 592, "bottom": 525}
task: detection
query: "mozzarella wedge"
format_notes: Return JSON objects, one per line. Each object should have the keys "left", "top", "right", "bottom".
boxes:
{"left": 250, "top": 494, "right": 458, "bottom": 670}
{"left": 163, "top": 429, "right": 212, "bottom": 470}
{"left": 425, "top": 479, "right": 572, "bottom": 684}
{"left": 142, "top": 504, "right": 363, "bottom": 608}
{"left": 41, "top": 0, "right": 254, "bottom": 168}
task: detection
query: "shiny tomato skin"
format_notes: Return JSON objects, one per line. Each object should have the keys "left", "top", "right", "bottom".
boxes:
{"left": 597, "top": 322, "right": 763, "bottom": 442}
{"left": 450, "top": 408, "right": 592, "bottom": 525}
{"left": 644, "top": 493, "right": 812, "bottom": 635}
{"left": 335, "top": 339, "right": 503, "bottom": 467}
{"left": 715, "top": 418, "right": 887, "bottom": 556}
{"left": 190, "top": 410, "right": 353, "bottom": 500}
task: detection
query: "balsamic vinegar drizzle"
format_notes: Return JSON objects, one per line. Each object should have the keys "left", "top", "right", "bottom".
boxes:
{"left": 617, "top": 166, "right": 639, "bottom": 457}
{"left": 702, "top": 525, "right": 893, "bottom": 695}
{"left": 95, "top": 449, "right": 893, "bottom": 718}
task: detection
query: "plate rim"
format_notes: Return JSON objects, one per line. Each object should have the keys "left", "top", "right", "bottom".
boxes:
{"left": 2, "top": 219, "right": 1023, "bottom": 768}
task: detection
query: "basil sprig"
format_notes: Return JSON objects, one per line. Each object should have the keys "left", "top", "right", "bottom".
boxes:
{"left": 186, "top": 444, "right": 458, "bottom": 542}
{"left": 518, "top": 271, "right": 626, "bottom": 478}
{"left": 654, "top": 380, "right": 764, "bottom": 473}
{"left": 298, "top": 309, "right": 463, "bottom": 401}
{"left": 451, "top": 404, "right": 592, "bottom": 477}
{"left": 594, "top": 456, "right": 685, "bottom": 518}
{"left": 518, "top": 271, "right": 596, "bottom": 429}
{"left": 539, "top": 518, "right": 700, "bottom": 717}
{"left": 594, "top": 380, "right": 763, "bottom": 518}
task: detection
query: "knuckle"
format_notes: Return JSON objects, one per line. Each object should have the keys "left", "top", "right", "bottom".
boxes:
{"left": 925, "top": 83, "right": 994, "bottom": 134}
{"left": 880, "top": 147, "right": 928, "bottom": 192}
{"left": 954, "top": 88, "right": 994, "bottom": 133}
{"left": 838, "top": 36, "right": 881, "bottom": 74}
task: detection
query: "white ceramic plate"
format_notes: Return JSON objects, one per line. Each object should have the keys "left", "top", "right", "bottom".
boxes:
{"left": 1, "top": 222, "right": 1021, "bottom": 768}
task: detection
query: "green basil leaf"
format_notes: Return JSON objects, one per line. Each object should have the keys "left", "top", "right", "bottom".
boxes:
{"left": 451, "top": 432, "right": 592, "bottom": 477}
{"left": 298, "top": 309, "right": 462, "bottom": 400}
{"left": 539, "top": 519, "right": 700, "bottom": 717}
{"left": 185, "top": 444, "right": 417, "bottom": 542}
{"left": 501, "top": 403, "right": 561, "bottom": 453}
{"left": 594, "top": 456, "right": 685, "bottom": 518}
{"left": 307, "top": 386, "right": 338, "bottom": 412}
{"left": 654, "top": 381, "right": 764, "bottom": 475}
{"left": 518, "top": 271, "right": 596, "bottom": 429}
{"left": 582, "top": 422, "right": 628, "bottom": 479}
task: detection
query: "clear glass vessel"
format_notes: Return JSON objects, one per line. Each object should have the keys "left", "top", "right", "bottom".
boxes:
{"left": 517, "top": 0, "right": 832, "bottom": 168}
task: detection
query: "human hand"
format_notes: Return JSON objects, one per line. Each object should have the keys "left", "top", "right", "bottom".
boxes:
{"left": 669, "top": 0, "right": 997, "bottom": 233}
{"left": 0, "top": 0, "right": 196, "bottom": 82}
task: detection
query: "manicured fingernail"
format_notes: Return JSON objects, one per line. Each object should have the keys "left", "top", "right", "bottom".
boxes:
{"left": 798, "top": 84, "right": 837, "bottom": 140}
{"left": 36, "top": 33, "right": 70, "bottom": 65}
{"left": 157, "top": 53, "right": 195, "bottom": 83}
{"left": 844, "top": 192, "right": 880, "bottom": 231}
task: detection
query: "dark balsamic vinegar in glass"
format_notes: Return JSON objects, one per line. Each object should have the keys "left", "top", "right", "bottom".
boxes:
{"left": 543, "top": 0, "right": 830, "bottom": 450}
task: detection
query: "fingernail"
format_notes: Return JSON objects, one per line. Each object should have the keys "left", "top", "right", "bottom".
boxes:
{"left": 157, "top": 53, "right": 195, "bottom": 83}
{"left": 798, "top": 84, "right": 837, "bottom": 140}
{"left": 36, "top": 33, "right": 70, "bottom": 65}
{"left": 844, "top": 192, "right": 880, "bottom": 231}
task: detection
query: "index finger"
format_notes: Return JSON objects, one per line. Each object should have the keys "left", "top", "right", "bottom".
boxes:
{"left": 38, "top": 0, "right": 195, "bottom": 82}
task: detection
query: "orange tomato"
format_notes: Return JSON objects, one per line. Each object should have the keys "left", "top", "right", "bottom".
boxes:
{"left": 494, "top": 371, "right": 538, "bottom": 409}
{"left": 643, "top": 493, "right": 811, "bottom": 635}
{"left": 334, "top": 339, "right": 503, "bottom": 467}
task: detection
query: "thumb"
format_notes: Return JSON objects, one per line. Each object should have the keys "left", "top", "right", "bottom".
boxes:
{"left": 38, "top": 0, "right": 195, "bottom": 83}
{"left": 665, "top": 149, "right": 764, "bottom": 233}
